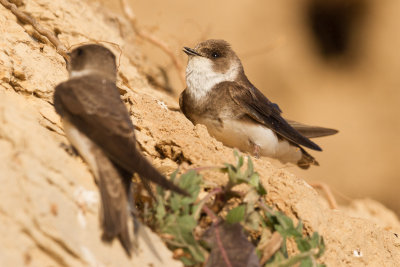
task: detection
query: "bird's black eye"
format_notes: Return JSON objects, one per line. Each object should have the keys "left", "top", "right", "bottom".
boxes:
{"left": 77, "top": 48, "right": 84, "bottom": 56}
{"left": 211, "top": 52, "right": 220, "bottom": 58}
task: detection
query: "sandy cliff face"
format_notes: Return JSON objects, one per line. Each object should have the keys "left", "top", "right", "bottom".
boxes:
{"left": 0, "top": 0, "right": 180, "bottom": 266}
{"left": 0, "top": 0, "right": 399, "bottom": 266}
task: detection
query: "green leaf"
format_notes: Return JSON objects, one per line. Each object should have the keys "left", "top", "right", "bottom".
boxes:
{"left": 275, "top": 212, "right": 294, "bottom": 231}
{"left": 248, "top": 173, "right": 259, "bottom": 187}
{"left": 180, "top": 256, "right": 196, "bottom": 266}
{"left": 237, "top": 156, "right": 244, "bottom": 169}
{"left": 296, "top": 220, "right": 303, "bottom": 233}
{"left": 155, "top": 200, "right": 166, "bottom": 223}
{"left": 296, "top": 237, "right": 312, "bottom": 252}
{"left": 288, "top": 229, "right": 303, "bottom": 238}
{"left": 265, "top": 250, "right": 286, "bottom": 266}
{"left": 246, "top": 156, "right": 254, "bottom": 176}
{"left": 178, "top": 170, "right": 200, "bottom": 191}
{"left": 156, "top": 185, "right": 165, "bottom": 197}
{"left": 162, "top": 214, "right": 205, "bottom": 262}
{"left": 310, "top": 232, "right": 323, "bottom": 249}
{"left": 227, "top": 166, "right": 238, "bottom": 183}
{"left": 316, "top": 236, "right": 325, "bottom": 258}
{"left": 177, "top": 170, "right": 202, "bottom": 203}
{"left": 177, "top": 215, "right": 197, "bottom": 233}
{"left": 170, "top": 168, "right": 179, "bottom": 182}
{"left": 186, "top": 243, "right": 206, "bottom": 262}
{"left": 299, "top": 257, "right": 313, "bottom": 267}
{"left": 257, "top": 184, "right": 267, "bottom": 196}
{"left": 281, "top": 238, "right": 288, "bottom": 258}
{"left": 233, "top": 150, "right": 244, "bottom": 169}
{"left": 226, "top": 205, "right": 246, "bottom": 224}
{"left": 222, "top": 163, "right": 233, "bottom": 172}
{"left": 170, "top": 194, "right": 181, "bottom": 212}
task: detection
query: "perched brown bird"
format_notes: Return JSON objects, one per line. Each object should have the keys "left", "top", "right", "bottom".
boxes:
{"left": 180, "top": 39, "right": 337, "bottom": 169}
{"left": 54, "top": 44, "right": 187, "bottom": 255}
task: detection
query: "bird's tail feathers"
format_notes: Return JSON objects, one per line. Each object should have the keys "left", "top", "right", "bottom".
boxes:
{"left": 96, "top": 152, "right": 132, "bottom": 256}
{"left": 132, "top": 152, "right": 189, "bottom": 196}
{"left": 287, "top": 120, "right": 338, "bottom": 139}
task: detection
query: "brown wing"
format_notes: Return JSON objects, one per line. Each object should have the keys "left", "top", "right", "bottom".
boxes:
{"left": 225, "top": 81, "right": 322, "bottom": 151}
{"left": 54, "top": 75, "right": 187, "bottom": 195}
{"left": 54, "top": 76, "right": 138, "bottom": 165}
{"left": 179, "top": 88, "right": 196, "bottom": 122}
{"left": 287, "top": 120, "right": 338, "bottom": 138}
{"left": 179, "top": 90, "right": 188, "bottom": 117}
{"left": 93, "top": 144, "right": 131, "bottom": 255}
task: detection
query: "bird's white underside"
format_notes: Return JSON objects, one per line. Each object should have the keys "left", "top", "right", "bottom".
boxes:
{"left": 62, "top": 119, "right": 101, "bottom": 178}
{"left": 186, "top": 56, "right": 302, "bottom": 164}
{"left": 198, "top": 117, "right": 302, "bottom": 164}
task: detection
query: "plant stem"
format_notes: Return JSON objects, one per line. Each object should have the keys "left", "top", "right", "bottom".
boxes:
{"left": 266, "top": 248, "right": 319, "bottom": 267}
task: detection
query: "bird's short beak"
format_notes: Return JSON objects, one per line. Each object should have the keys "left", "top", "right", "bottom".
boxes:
{"left": 183, "top": 47, "right": 202, "bottom": 57}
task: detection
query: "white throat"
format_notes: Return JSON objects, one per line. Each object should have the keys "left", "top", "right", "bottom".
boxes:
{"left": 185, "top": 57, "right": 240, "bottom": 101}
{"left": 69, "top": 69, "right": 115, "bottom": 82}
{"left": 70, "top": 69, "right": 96, "bottom": 79}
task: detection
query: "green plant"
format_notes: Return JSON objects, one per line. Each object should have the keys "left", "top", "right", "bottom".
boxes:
{"left": 145, "top": 151, "right": 325, "bottom": 267}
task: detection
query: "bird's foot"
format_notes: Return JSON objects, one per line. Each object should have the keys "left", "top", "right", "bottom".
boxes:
{"left": 251, "top": 142, "right": 261, "bottom": 159}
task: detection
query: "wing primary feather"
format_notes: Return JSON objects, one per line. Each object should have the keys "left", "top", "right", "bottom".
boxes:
{"left": 226, "top": 82, "right": 323, "bottom": 151}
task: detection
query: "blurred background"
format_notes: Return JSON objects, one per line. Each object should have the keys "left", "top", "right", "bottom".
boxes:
{"left": 95, "top": 0, "right": 400, "bottom": 215}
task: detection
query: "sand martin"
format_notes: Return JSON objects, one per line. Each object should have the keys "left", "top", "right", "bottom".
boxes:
{"left": 180, "top": 39, "right": 338, "bottom": 169}
{"left": 54, "top": 44, "right": 187, "bottom": 255}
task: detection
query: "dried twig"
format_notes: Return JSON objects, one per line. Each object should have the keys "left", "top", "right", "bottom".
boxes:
{"left": 259, "top": 231, "right": 283, "bottom": 265}
{"left": 0, "top": 0, "right": 69, "bottom": 60}
{"left": 120, "top": 0, "right": 186, "bottom": 88}
{"left": 309, "top": 182, "right": 339, "bottom": 209}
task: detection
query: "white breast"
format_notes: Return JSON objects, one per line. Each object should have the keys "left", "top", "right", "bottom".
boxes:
{"left": 185, "top": 57, "right": 240, "bottom": 101}
{"left": 199, "top": 117, "right": 302, "bottom": 164}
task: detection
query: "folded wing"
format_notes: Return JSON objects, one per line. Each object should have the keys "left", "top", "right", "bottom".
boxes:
{"left": 226, "top": 81, "right": 322, "bottom": 151}
{"left": 54, "top": 76, "right": 187, "bottom": 195}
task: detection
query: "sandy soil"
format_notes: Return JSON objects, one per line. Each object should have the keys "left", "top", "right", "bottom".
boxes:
{"left": 0, "top": 0, "right": 400, "bottom": 266}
